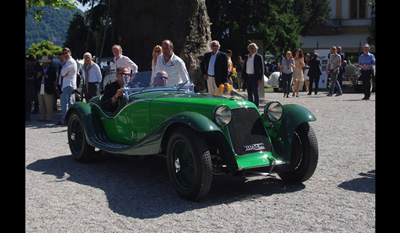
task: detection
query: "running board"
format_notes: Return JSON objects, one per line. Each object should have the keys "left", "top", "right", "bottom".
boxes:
{"left": 89, "top": 134, "right": 131, "bottom": 152}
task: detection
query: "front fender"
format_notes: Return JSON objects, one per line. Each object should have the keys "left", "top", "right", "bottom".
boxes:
{"left": 65, "top": 102, "right": 99, "bottom": 147}
{"left": 144, "top": 111, "right": 224, "bottom": 156}
{"left": 165, "top": 111, "right": 222, "bottom": 133}
{"left": 264, "top": 104, "right": 316, "bottom": 161}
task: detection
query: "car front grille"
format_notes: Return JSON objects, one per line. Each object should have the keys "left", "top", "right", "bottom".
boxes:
{"left": 226, "top": 108, "right": 272, "bottom": 156}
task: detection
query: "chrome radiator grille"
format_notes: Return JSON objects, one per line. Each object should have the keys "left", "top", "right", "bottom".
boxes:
{"left": 226, "top": 108, "right": 272, "bottom": 156}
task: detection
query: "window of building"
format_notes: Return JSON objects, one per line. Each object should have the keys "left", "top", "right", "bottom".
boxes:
{"left": 350, "top": 0, "right": 367, "bottom": 19}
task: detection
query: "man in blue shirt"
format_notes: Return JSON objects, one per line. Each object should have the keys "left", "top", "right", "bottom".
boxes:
{"left": 358, "top": 44, "right": 375, "bottom": 100}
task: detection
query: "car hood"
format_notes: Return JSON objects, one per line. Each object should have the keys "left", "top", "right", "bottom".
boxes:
{"left": 154, "top": 92, "right": 256, "bottom": 109}
{"left": 128, "top": 90, "right": 256, "bottom": 110}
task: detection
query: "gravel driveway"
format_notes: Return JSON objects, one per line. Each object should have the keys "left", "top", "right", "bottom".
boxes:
{"left": 26, "top": 91, "right": 375, "bottom": 232}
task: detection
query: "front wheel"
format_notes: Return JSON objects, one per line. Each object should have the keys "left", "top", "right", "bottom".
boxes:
{"left": 166, "top": 126, "right": 213, "bottom": 201}
{"left": 277, "top": 123, "right": 318, "bottom": 183}
{"left": 67, "top": 112, "right": 95, "bottom": 162}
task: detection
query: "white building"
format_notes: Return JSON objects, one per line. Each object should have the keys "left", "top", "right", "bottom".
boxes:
{"left": 300, "top": 0, "right": 375, "bottom": 56}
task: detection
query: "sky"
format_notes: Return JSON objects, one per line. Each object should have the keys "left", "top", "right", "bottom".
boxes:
{"left": 75, "top": 1, "right": 97, "bottom": 12}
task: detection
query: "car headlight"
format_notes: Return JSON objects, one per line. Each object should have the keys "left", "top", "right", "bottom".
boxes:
{"left": 265, "top": 101, "right": 283, "bottom": 122}
{"left": 214, "top": 105, "right": 232, "bottom": 127}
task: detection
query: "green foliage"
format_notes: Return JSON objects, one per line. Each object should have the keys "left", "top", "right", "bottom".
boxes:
{"left": 63, "top": 13, "right": 88, "bottom": 58}
{"left": 26, "top": 40, "right": 63, "bottom": 60}
{"left": 26, "top": 0, "right": 77, "bottom": 21}
{"left": 63, "top": 2, "right": 113, "bottom": 59}
{"left": 293, "top": 0, "right": 331, "bottom": 34}
{"left": 25, "top": 4, "right": 82, "bottom": 52}
{"left": 206, "top": 0, "right": 331, "bottom": 57}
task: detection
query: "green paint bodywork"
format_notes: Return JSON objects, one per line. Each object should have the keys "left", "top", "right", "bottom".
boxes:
{"left": 262, "top": 104, "right": 316, "bottom": 162}
{"left": 66, "top": 88, "right": 316, "bottom": 171}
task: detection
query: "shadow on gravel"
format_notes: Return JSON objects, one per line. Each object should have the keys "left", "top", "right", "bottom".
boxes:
{"left": 338, "top": 170, "right": 375, "bottom": 194}
{"left": 27, "top": 154, "right": 305, "bottom": 219}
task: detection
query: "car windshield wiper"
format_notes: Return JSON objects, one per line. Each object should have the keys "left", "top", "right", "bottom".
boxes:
{"left": 139, "top": 85, "right": 148, "bottom": 93}
{"left": 176, "top": 80, "right": 189, "bottom": 91}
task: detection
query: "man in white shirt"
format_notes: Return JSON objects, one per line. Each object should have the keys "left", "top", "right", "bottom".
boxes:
{"left": 200, "top": 40, "right": 228, "bottom": 95}
{"left": 154, "top": 40, "right": 190, "bottom": 87}
{"left": 112, "top": 44, "right": 138, "bottom": 80}
{"left": 241, "top": 43, "right": 264, "bottom": 107}
{"left": 82, "top": 52, "right": 102, "bottom": 101}
{"left": 57, "top": 47, "right": 77, "bottom": 125}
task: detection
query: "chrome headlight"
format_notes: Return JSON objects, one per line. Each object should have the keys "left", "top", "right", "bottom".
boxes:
{"left": 265, "top": 101, "right": 283, "bottom": 122}
{"left": 214, "top": 105, "right": 232, "bottom": 127}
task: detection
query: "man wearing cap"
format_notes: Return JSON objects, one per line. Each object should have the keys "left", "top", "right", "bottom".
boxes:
{"left": 36, "top": 55, "right": 57, "bottom": 122}
{"left": 358, "top": 44, "right": 375, "bottom": 100}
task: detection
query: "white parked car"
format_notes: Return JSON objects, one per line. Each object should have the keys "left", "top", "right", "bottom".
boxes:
{"left": 264, "top": 71, "right": 281, "bottom": 92}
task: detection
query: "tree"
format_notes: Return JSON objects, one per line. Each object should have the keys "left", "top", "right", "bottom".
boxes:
{"left": 26, "top": 0, "right": 76, "bottom": 21}
{"left": 25, "top": 4, "right": 81, "bottom": 51}
{"left": 367, "top": 0, "right": 375, "bottom": 46}
{"left": 63, "top": 1, "right": 113, "bottom": 60}
{"left": 206, "top": 0, "right": 302, "bottom": 57}
{"left": 206, "top": 0, "right": 330, "bottom": 57}
{"left": 110, "top": 0, "right": 211, "bottom": 92}
{"left": 26, "top": 40, "right": 62, "bottom": 59}
{"left": 292, "top": 0, "right": 331, "bottom": 35}
{"left": 63, "top": 13, "right": 88, "bottom": 58}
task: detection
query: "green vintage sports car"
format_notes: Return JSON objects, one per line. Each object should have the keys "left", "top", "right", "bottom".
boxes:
{"left": 66, "top": 73, "right": 318, "bottom": 201}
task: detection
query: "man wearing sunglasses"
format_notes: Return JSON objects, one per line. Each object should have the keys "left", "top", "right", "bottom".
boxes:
{"left": 153, "top": 70, "right": 169, "bottom": 87}
{"left": 101, "top": 66, "right": 130, "bottom": 112}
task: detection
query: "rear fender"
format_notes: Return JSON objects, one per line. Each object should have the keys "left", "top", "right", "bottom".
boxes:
{"left": 264, "top": 104, "right": 316, "bottom": 161}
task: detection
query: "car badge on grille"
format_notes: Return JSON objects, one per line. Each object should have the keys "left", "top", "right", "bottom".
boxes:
{"left": 243, "top": 143, "right": 266, "bottom": 152}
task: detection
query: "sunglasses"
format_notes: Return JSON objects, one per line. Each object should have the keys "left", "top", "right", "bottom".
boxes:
{"left": 158, "top": 75, "right": 168, "bottom": 80}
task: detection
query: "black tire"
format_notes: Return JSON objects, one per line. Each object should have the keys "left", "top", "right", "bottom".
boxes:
{"left": 277, "top": 122, "right": 318, "bottom": 183}
{"left": 67, "top": 112, "right": 95, "bottom": 162}
{"left": 166, "top": 126, "right": 213, "bottom": 201}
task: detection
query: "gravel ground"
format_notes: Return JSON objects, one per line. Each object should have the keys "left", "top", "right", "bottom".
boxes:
{"left": 26, "top": 90, "right": 375, "bottom": 232}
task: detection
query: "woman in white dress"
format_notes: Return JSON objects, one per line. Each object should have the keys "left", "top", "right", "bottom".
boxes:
{"left": 292, "top": 48, "right": 305, "bottom": 97}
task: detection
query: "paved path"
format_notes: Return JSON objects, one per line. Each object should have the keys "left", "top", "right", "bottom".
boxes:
{"left": 26, "top": 91, "right": 375, "bottom": 232}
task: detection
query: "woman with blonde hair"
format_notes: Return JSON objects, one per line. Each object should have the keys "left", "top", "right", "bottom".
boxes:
{"left": 280, "top": 51, "right": 295, "bottom": 98}
{"left": 150, "top": 45, "right": 162, "bottom": 86}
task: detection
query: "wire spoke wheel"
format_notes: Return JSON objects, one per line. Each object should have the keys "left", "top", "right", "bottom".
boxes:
{"left": 171, "top": 139, "right": 195, "bottom": 190}
{"left": 277, "top": 123, "right": 318, "bottom": 183}
{"left": 167, "top": 126, "right": 212, "bottom": 201}
{"left": 67, "top": 112, "right": 94, "bottom": 162}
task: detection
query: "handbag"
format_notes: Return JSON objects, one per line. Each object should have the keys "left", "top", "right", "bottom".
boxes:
{"left": 278, "top": 74, "right": 284, "bottom": 88}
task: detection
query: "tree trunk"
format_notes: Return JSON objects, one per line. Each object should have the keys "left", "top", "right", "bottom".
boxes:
{"left": 110, "top": 0, "right": 211, "bottom": 92}
{"left": 84, "top": 0, "right": 96, "bottom": 52}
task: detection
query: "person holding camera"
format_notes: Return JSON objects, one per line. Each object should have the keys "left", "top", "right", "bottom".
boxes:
{"left": 327, "top": 46, "right": 342, "bottom": 97}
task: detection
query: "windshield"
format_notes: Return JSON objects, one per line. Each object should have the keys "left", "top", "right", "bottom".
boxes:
{"left": 124, "top": 71, "right": 193, "bottom": 95}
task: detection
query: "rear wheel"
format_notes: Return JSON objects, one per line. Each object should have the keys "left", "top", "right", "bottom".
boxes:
{"left": 67, "top": 112, "right": 95, "bottom": 162}
{"left": 166, "top": 127, "right": 212, "bottom": 201}
{"left": 277, "top": 123, "right": 318, "bottom": 183}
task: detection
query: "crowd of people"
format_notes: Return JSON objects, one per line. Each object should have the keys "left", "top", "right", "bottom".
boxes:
{"left": 25, "top": 39, "right": 190, "bottom": 124}
{"left": 200, "top": 40, "right": 375, "bottom": 106}
{"left": 25, "top": 39, "right": 375, "bottom": 124}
